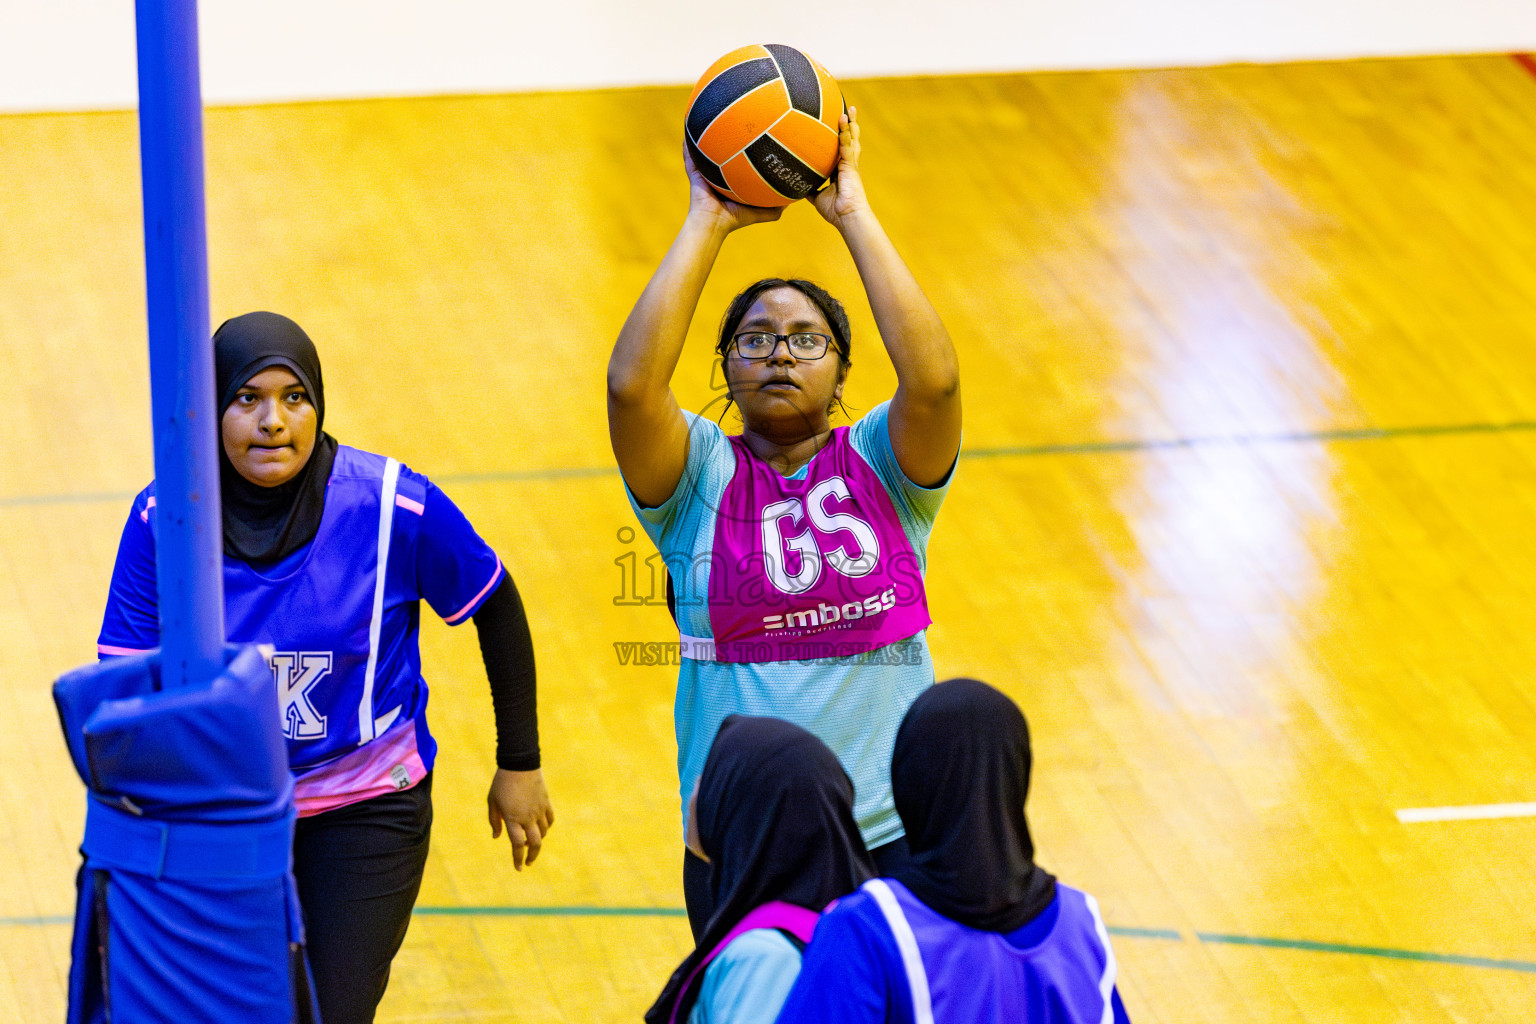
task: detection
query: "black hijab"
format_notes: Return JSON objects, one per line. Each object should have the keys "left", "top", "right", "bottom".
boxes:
{"left": 646, "top": 716, "right": 874, "bottom": 1024}
{"left": 892, "top": 678, "right": 1057, "bottom": 933}
{"left": 213, "top": 311, "right": 338, "bottom": 564}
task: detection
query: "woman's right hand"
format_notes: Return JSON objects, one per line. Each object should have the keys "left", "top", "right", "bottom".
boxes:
{"left": 684, "top": 142, "right": 783, "bottom": 232}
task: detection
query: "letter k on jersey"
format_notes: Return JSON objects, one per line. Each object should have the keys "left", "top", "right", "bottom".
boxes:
{"left": 268, "top": 651, "right": 332, "bottom": 740}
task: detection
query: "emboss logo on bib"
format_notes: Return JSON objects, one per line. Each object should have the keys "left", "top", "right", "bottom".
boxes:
{"left": 763, "top": 587, "right": 898, "bottom": 630}
{"left": 268, "top": 651, "right": 333, "bottom": 740}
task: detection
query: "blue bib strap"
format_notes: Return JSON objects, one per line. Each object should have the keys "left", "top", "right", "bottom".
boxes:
{"left": 84, "top": 798, "right": 294, "bottom": 881}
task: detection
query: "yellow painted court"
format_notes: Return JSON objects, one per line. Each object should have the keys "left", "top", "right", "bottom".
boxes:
{"left": 2, "top": 53, "right": 1535, "bottom": 1021}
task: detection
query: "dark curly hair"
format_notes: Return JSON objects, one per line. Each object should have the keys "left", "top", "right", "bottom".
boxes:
{"left": 714, "top": 278, "right": 853, "bottom": 424}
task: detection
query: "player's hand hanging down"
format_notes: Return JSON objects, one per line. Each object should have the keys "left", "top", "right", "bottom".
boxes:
{"left": 489, "top": 767, "right": 555, "bottom": 870}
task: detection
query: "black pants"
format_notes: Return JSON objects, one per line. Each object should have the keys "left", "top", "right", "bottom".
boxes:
{"left": 292, "top": 773, "right": 433, "bottom": 1024}
{"left": 682, "top": 834, "right": 913, "bottom": 941}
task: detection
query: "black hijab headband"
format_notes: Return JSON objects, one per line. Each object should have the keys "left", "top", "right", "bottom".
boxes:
{"left": 215, "top": 311, "right": 326, "bottom": 428}
{"left": 646, "top": 716, "right": 873, "bottom": 1024}
{"left": 213, "top": 312, "right": 338, "bottom": 565}
{"left": 891, "top": 678, "right": 1057, "bottom": 933}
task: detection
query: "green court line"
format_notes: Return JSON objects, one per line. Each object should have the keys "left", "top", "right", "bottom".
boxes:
{"left": 960, "top": 419, "right": 1536, "bottom": 460}
{"left": 0, "top": 489, "right": 142, "bottom": 508}
{"left": 6, "top": 910, "right": 1533, "bottom": 974}
{"left": 1196, "top": 932, "right": 1536, "bottom": 973}
{"left": 0, "top": 908, "right": 1176, "bottom": 935}
{"left": 5, "top": 418, "right": 1536, "bottom": 510}
{"left": 412, "top": 910, "right": 1184, "bottom": 937}
{"left": 414, "top": 905, "right": 686, "bottom": 917}
{"left": 438, "top": 465, "right": 620, "bottom": 485}
{"left": 412, "top": 917, "right": 1536, "bottom": 974}
{"left": 1108, "top": 925, "right": 1183, "bottom": 940}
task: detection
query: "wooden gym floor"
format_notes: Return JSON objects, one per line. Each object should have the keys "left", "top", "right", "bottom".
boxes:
{"left": 2, "top": 52, "right": 1535, "bottom": 1021}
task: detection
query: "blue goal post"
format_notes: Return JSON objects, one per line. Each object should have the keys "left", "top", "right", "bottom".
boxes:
{"left": 134, "top": 0, "right": 225, "bottom": 689}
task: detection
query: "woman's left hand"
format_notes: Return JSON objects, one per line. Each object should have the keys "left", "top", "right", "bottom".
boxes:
{"left": 488, "top": 768, "right": 555, "bottom": 870}
{"left": 811, "top": 106, "right": 870, "bottom": 230}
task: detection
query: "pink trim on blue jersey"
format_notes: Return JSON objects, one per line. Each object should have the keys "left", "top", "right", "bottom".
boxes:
{"left": 138, "top": 496, "right": 156, "bottom": 523}
{"left": 293, "top": 718, "right": 428, "bottom": 817}
{"left": 97, "top": 643, "right": 154, "bottom": 656}
{"left": 395, "top": 493, "right": 425, "bottom": 516}
{"left": 443, "top": 556, "right": 503, "bottom": 624}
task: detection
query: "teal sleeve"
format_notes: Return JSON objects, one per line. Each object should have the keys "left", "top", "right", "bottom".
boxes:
{"left": 689, "top": 929, "right": 803, "bottom": 1024}
{"left": 623, "top": 411, "right": 729, "bottom": 543}
{"left": 621, "top": 411, "right": 735, "bottom": 639}
{"left": 848, "top": 401, "right": 955, "bottom": 539}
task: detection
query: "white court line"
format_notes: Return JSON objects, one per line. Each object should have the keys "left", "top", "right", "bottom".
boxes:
{"left": 1396, "top": 802, "right": 1536, "bottom": 823}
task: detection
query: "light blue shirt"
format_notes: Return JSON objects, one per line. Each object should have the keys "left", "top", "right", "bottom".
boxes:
{"left": 690, "top": 929, "right": 803, "bottom": 1024}
{"left": 627, "top": 402, "right": 953, "bottom": 847}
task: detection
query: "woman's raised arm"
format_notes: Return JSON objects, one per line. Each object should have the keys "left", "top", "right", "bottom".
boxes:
{"left": 812, "top": 108, "right": 961, "bottom": 487}
{"left": 607, "top": 148, "right": 781, "bottom": 507}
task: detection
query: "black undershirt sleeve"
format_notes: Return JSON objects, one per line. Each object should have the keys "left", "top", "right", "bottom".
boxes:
{"left": 472, "top": 574, "right": 540, "bottom": 772}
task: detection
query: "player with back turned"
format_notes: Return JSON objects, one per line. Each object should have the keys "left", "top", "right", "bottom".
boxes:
{"left": 607, "top": 103, "right": 962, "bottom": 936}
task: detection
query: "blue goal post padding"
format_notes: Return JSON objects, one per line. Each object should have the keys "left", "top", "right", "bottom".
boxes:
{"left": 48, "top": 4, "right": 317, "bottom": 1019}
{"left": 54, "top": 646, "right": 320, "bottom": 1024}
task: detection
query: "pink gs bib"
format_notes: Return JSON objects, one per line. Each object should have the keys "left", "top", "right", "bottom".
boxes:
{"left": 706, "top": 428, "right": 930, "bottom": 663}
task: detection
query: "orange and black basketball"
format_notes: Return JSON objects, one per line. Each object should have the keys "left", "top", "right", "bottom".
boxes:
{"left": 685, "top": 44, "right": 845, "bottom": 208}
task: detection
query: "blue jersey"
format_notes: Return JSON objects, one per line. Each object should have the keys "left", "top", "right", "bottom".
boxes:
{"left": 775, "top": 880, "right": 1131, "bottom": 1024}
{"left": 98, "top": 445, "right": 504, "bottom": 814}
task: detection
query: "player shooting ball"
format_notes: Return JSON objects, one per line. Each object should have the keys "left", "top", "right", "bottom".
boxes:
{"left": 607, "top": 100, "right": 962, "bottom": 936}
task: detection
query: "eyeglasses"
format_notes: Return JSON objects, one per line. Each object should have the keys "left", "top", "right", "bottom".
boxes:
{"left": 732, "top": 332, "right": 837, "bottom": 361}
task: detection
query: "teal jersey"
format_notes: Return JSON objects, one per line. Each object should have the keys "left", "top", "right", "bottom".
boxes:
{"left": 626, "top": 402, "right": 952, "bottom": 847}
{"left": 688, "top": 929, "right": 802, "bottom": 1024}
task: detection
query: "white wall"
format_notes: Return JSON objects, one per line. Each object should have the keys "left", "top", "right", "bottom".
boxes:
{"left": 3, "top": 0, "right": 1535, "bottom": 112}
